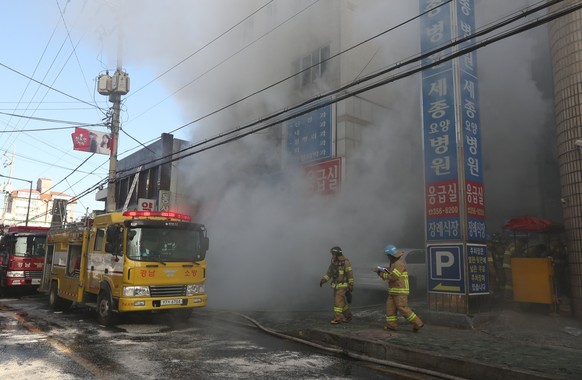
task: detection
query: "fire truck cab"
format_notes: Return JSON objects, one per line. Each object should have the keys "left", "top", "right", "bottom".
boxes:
{"left": 40, "top": 211, "right": 209, "bottom": 325}
{"left": 0, "top": 226, "right": 49, "bottom": 295}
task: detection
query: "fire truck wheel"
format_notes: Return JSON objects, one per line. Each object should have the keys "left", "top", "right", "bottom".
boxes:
{"left": 48, "top": 282, "right": 71, "bottom": 311}
{"left": 97, "top": 289, "right": 117, "bottom": 326}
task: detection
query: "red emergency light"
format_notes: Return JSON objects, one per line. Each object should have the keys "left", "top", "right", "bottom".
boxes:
{"left": 122, "top": 210, "right": 191, "bottom": 221}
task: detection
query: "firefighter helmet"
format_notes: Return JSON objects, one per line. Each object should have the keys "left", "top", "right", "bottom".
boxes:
{"left": 330, "top": 246, "right": 343, "bottom": 255}
{"left": 384, "top": 244, "right": 402, "bottom": 258}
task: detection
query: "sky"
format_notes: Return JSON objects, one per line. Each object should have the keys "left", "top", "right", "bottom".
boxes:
{"left": 0, "top": 1, "right": 189, "bottom": 218}
{"left": 0, "top": 1, "right": 563, "bottom": 309}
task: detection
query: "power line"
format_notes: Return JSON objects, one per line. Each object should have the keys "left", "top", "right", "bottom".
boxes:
{"left": 0, "top": 2, "right": 107, "bottom": 216}
{"left": 125, "top": 0, "right": 320, "bottom": 126}
{"left": 0, "top": 107, "right": 96, "bottom": 111}
{"left": 118, "top": 0, "right": 451, "bottom": 159}
{"left": 0, "top": 12, "right": 62, "bottom": 141}
{"left": 0, "top": 111, "right": 104, "bottom": 128}
{"left": 107, "top": 3, "right": 279, "bottom": 168}
{"left": 0, "top": 62, "right": 103, "bottom": 110}
{"left": 127, "top": 0, "right": 275, "bottom": 99}
{"left": 65, "top": 177, "right": 108, "bottom": 207}
{"left": 5, "top": 151, "right": 105, "bottom": 175}
{"left": 116, "top": 0, "right": 565, "bottom": 176}
{"left": 0, "top": 125, "right": 98, "bottom": 133}
{"left": 0, "top": 54, "right": 106, "bottom": 169}
{"left": 55, "top": 0, "right": 99, "bottom": 112}
{"left": 163, "top": 0, "right": 452, "bottom": 136}
{"left": 70, "top": 0, "right": 574, "bottom": 204}
{"left": 29, "top": 14, "right": 112, "bottom": 206}
{"left": 39, "top": 152, "right": 96, "bottom": 196}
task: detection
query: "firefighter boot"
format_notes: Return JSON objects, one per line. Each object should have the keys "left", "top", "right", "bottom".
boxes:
{"left": 412, "top": 317, "right": 424, "bottom": 333}
{"left": 384, "top": 315, "right": 398, "bottom": 331}
{"left": 343, "top": 310, "right": 353, "bottom": 323}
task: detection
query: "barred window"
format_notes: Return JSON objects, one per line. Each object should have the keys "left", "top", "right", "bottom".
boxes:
{"left": 295, "top": 45, "right": 330, "bottom": 88}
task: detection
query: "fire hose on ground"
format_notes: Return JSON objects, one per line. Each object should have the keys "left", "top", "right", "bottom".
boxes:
{"left": 230, "top": 311, "right": 467, "bottom": 380}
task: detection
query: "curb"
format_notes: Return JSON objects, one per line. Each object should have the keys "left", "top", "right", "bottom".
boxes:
{"left": 422, "top": 310, "right": 498, "bottom": 329}
{"left": 295, "top": 328, "right": 561, "bottom": 380}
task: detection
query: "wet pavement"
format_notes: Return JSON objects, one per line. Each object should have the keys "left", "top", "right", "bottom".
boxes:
{"left": 2, "top": 292, "right": 582, "bottom": 379}
{"left": 239, "top": 300, "right": 582, "bottom": 380}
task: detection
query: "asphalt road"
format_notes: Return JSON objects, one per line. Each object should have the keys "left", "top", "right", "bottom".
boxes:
{"left": 0, "top": 293, "right": 411, "bottom": 380}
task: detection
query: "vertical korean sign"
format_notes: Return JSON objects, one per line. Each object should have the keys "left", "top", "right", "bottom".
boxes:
{"left": 457, "top": 0, "right": 486, "bottom": 243}
{"left": 421, "top": 0, "right": 487, "bottom": 295}
{"left": 457, "top": 0, "right": 487, "bottom": 294}
{"left": 420, "top": 0, "right": 460, "bottom": 241}
{"left": 285, "top": 99, "right": 332, "bottom": 165}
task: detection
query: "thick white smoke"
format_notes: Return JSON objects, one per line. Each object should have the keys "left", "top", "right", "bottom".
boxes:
{"left": 65, "top": 0, "right": 558, "bottom": 309}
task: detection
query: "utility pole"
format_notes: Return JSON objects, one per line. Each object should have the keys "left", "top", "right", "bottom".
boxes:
{"left": 107, "top": 92, "right": 121, "bottom": 212}
{"left": 98, "top": 69, "right": 130, "bottom": 212}
{"left": 1, "top": 151, "right": 14, "bottom": 226}
{"left": 0, "top": 174, "right": 32, "bottom": 226}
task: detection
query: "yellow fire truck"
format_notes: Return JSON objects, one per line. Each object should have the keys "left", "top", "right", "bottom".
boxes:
{"left": 40, "top": 210, "right": 209, "bottom": 325}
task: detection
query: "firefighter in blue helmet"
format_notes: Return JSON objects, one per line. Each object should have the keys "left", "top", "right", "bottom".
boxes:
{"left": 320, "top": 246, "right": 354, "bottom": 324}
{"left": 375, "top": 244, "right": 424, "bottom": 332}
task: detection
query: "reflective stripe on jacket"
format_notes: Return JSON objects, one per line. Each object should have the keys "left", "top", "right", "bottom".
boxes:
{"left": 381, "top": 259, "right": 409, "bottom": 295}
{"left": 322, "top": 256, "right": 354, "bottom": 288}
{"left": 503, "top": 248, "right": 513, "bottom": 269}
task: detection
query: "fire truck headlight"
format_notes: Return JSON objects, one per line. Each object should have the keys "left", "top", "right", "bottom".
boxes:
{"left": 6, "top": 271, "right": 25, "bottom": 278}
{"left": 122, "top": 286, "right": 150, "bottom": 297}
{"left": 187, "top": 284, "right": 205, "bottom": 295}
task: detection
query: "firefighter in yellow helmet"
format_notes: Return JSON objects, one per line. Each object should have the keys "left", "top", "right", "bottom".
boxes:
{"left": 376, "top": 244, "right": 424, "bottom": 332}
{"left": 320, "top": 246, "right": 354, "bottom": 324}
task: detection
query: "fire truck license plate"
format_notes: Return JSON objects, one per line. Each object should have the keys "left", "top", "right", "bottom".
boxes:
{"left": 160, "top": 299, "right": 184, "bottom": 306}
{"left": 32, "top": 279, "right": 41, "bottom": 285}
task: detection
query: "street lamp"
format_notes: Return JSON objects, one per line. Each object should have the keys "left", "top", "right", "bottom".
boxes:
{"left": 0, "top": 174, "right": 32, "bottom": 226}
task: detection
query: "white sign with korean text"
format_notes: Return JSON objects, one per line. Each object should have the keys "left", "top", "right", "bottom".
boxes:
{"left": 138, "top": 198, "right": 156, "bottom": 212}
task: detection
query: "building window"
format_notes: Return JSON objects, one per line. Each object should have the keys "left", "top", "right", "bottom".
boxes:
{"left": 296, "top": 45, "right": 330, "bottom": 88}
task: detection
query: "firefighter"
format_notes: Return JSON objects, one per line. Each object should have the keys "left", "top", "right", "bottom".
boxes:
{"left": 486, "top": 239, "right": 498, "bottom": 297}
{"left": 319, "top": 246, "right": 354, "bottom": 324}
{"left": 376, "top": 244, "right": 424, "bottom": 332}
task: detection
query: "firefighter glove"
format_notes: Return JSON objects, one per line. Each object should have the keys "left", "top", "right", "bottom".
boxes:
{"left": 319, "top": 279, "right": 325, "bottom": 287}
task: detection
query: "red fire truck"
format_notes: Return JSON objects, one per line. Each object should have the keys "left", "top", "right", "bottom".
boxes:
{"left": 0, "top": 226, "right": 49, "bottom": 295}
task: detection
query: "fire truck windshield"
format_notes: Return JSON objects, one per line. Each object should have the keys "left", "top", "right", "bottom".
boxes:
{"left": 13, "top": 235, "right": 47, "bottom": 257}
{"left": 126, "top": 227, "right": 206, "bottom": 262}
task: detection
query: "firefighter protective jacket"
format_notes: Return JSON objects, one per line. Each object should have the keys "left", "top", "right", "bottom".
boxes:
{"left": 381, "top": 259, "right": 409, "bottom": 295}
{"left": 322, "top": 255, "right": 354, "bottom": 289}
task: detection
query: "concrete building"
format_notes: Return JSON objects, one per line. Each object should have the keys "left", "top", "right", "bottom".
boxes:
{"left": 97, "top": 134, "right": 193, "bottom": 216}
{"left": 1, "top": 178, "right": 76, "bottom": 227}
{"left": 549, "top": 1, "right": 582, "bottom": 318}
{"left": 104, "top": 1, "right": 582, "bottom": 317}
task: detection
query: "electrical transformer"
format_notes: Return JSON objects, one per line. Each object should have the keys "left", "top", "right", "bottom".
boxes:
{"left": 112, "top": 71, "right": 130, "bottom": 95}
{"left": 97, "top": 74, "right": 112, "bottom": 95}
